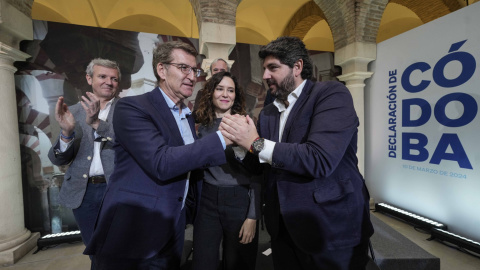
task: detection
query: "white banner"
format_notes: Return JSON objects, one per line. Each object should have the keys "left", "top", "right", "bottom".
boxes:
{"left": 366, "top": 2, "right": 480, "bottom": 241}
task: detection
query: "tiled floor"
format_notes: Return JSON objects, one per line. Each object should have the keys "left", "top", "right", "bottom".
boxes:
{"left": 3, "top": 211, "right": 480, "bottom": 269}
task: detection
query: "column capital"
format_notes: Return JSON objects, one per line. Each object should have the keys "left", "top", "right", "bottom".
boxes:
{"left": 334, "top": 42, "right": 376, "bottom": 89}
{"left": 337, "top": 71, "right": 374, "bottom": 87}
{"left": 334, "top": 41, "right": 376, "bottom": 74}
{"left": 0, "top": 0, "right": 33, "bottom": 49}
{"left": 0, "top": 43, "right": 31, "bottom": 73}
{"left": 199, "top": 22, "right": 236, "bottom": 59}
{"left": 0, "top": 43, "right": 30, "bottom": 61}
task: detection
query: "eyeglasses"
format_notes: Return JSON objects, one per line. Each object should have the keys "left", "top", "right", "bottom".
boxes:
{"left": 164, "top": 63, "right": 203, "bottom": 77}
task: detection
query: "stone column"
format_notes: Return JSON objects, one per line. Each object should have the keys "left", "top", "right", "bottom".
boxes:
{"left": 199, "top": 22, "right": 236, "bottom": 76}
{"left": 0, "top": 0, "right": 39, "bottom": 265}
{"left": 335, "top": 42, "right": 376, "bottom": 175}
{"left": 0, "top": 43, "right": 40, "bottom": 266}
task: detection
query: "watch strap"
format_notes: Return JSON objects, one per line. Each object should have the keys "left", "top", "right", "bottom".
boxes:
{"left": 249, "top": 137, "right": 260, "bottom": 154}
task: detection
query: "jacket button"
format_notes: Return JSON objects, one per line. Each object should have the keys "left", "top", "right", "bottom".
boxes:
{"left": 107, "top": 137, "right": 112, "bottom": 141}
{"left": 87, "top": 156, "right": 92, "bottom": 160}
{"left": 178, "top": 197, "right": 183, "bottom": 202}
{"left": 83, "top": 174, "right": 88, "bottom": 178}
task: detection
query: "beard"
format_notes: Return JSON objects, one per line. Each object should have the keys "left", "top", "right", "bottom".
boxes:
{"left": 266, "top": 71, "right": 295, "bottom": 101}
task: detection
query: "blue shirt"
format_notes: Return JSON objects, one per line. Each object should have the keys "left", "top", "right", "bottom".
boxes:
{"left": 159, "top": 88, "right": 225, "bottom": 208}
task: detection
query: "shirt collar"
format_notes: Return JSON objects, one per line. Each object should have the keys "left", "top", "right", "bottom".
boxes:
{"left": 158, "top": 88, "right": 192, "bottom": 116}
{"left": 101, "top": 97, "right": 115, "bottom": 111}
{"left": 273, "top": 79, "right": 306, "bottom": 112}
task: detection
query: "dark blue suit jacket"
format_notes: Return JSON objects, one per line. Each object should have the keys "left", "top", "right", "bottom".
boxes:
{"left": 259, "top": 80, "right": 373, "bottom": 253}
{"left": 84, "top": 88, "right": 226, "bottom": 259}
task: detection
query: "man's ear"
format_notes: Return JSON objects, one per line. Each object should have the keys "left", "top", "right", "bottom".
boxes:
{"left": 294, "top": 59, "right": 303, "bottom": 77}
{"left": 86, "top": 74, "right": 93, "bottom": 86}
{"left": 157, "top": 63, "right": 166, "bottom": 80}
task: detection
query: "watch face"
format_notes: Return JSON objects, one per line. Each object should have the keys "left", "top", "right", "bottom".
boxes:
{"left": 253, "top": 138, "right": 265, "bottom": 153}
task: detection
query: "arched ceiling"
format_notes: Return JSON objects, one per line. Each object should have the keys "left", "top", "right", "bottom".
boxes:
{"left": 31, "top": 0, "right": 477, "bottom": 53}
{"left": 235, "top": 0, "right": 334, "bottom": 52}
{"left": 32, "top": 0, "right": 199, "bottom": 38}
{"left": 377, "top": 3, "right": 423, "bottom": 43}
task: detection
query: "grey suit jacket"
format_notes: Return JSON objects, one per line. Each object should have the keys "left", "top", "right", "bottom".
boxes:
{"left": 48, "top": 98, "right": 118, "bottom": 209}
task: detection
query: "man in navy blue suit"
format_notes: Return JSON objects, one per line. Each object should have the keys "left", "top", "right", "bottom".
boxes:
{"left": 221, "top": 37, "right": 374, "bottom": 270}
{"left": 85, "top": 41, "right": 229, "bottom": 270}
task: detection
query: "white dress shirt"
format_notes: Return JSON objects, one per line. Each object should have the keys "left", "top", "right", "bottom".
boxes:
{"left": 259, "top": 80, "right": 306, "bottom": 164}
{"left": 59, "top": 98, "right": 115, "bottom": 177}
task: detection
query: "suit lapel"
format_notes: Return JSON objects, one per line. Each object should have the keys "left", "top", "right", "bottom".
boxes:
{"left": 186, "top": 113, "right": 198, "bottom": 140}
{"left": 281, "top": 80, "right": 313, "bottom": 142}
{"left": 78, "top": 107, "right": 94, "bottom": 142}
{"left": 262, "top": 105, "right": 281, "bottom": 143}
{"left": 99, "top": 98, "right": 118, "bottom": 149}
{"left": 148, "top": 88, "right": 185, "bottom": 145}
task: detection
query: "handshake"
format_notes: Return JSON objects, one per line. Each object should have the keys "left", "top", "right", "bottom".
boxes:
{"left": 219, "top": 114, "right": 260, "bottom": 150}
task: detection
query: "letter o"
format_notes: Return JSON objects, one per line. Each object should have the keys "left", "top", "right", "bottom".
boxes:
{"left": 433, "top": 51, "right": 476, "bottom": 88}
{"left": 434, "top": 93, "right": 478, "bottom": 127}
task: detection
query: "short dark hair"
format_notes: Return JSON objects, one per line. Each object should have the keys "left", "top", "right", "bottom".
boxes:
{"left": 259, "top": 36, "right": 313, "bottom": 80}
{"left": 152, "top": 41, "right": 198, "bottom": 82}
{"left": 194, "top": 72, "right": 246, "bottom": 126}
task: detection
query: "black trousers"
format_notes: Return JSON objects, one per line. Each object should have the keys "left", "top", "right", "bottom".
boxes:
{"left": 192, "top": 182, "right": 258, "bottom": 270}
{"left": 271, "top": 215, "right": 369, "bottom": 270}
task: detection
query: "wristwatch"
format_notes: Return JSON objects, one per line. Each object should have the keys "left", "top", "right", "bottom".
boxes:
{"left": 250, "top": 137, "right": 265, "bottom": 155}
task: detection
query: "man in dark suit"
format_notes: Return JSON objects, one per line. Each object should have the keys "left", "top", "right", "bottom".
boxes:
{"left": 85, "top": 41, "right": 229, "bottom": 270}
{"left": 220, "top": 36, "right": 374, "bottom": 270}
{"left": 48, "top": 58, "right": 121, "bottom": 268}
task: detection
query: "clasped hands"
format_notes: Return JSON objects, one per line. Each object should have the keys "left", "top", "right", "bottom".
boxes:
{"left": 219, "top": 114, "right": 259, "bottom": 150}
{"left": 55, "top": 92, "right": 101, "bottom": 141}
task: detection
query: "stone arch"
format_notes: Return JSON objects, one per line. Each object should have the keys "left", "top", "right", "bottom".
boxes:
{"left": 312, "top": 0, "right": 350, "bottom": 50}
{"left": 390, "top": 0, "right": 461, "bottom": 23}
{"left": 282, "top": 1, "right": 327, "bottom": 39}
{"left": 9, "top": 0, "right": 34, "bottom": 18}
{"left": 189, "top": 0, "right": 241, "bottom": 30}
{"left": 313, "top": 0, "right": 390, "bottom": 50}
{"left": 354, "top": 0, "right": 389, "bottom": 44}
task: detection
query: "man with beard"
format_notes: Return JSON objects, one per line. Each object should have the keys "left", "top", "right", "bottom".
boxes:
{"left": 220, "top": 36, "right": 374, "bottom": 270}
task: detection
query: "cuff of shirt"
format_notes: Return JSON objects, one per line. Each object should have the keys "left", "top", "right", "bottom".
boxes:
{"left": 59, "top": 137, "right": 74, "bottom": 152}
{"left": 258, "top": 139, "right": 274, "bottom": 164}
{"left": 233, "top": 146, "right": 247, "bottom": 160}
{"left": 216, "top": 130, "right": 226, "bottom": 150}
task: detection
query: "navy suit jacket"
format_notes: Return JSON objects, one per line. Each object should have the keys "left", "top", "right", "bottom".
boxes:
{"left": 259, "top": 80, "right": 373, "bottom": 253}
{"left": 84, "top": 88, "right": 226, "bottom": 259}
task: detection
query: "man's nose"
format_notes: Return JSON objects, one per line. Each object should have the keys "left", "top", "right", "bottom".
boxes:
{"left": 263, "top": 70, "right": 271, "bottom": 80}
{"left": 187, "top": 69, "right": 196, "bottom": 81}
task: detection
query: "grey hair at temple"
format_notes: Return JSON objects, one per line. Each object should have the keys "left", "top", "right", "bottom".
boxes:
{"left": 86, "top": 58, "right": 122, "bottom": 81}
